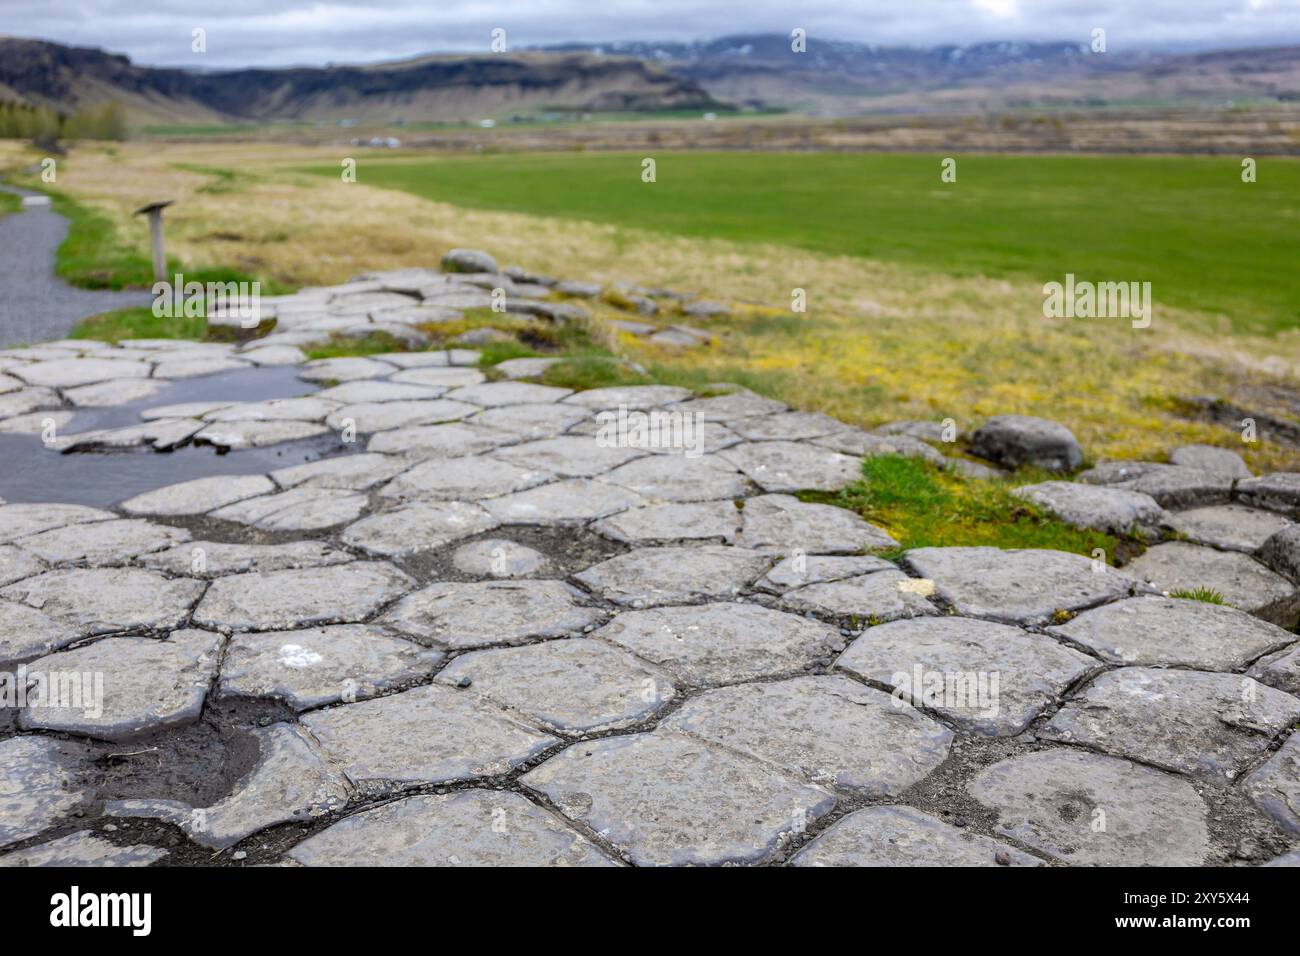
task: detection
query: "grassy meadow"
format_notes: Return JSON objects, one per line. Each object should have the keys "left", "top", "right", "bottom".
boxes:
{"left": 3, "top": 139, "right": 1299, "bottom": 476}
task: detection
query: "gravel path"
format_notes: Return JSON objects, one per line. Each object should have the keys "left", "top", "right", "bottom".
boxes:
{"left": 0, "top": 183, "right": 152, "bottom": 347}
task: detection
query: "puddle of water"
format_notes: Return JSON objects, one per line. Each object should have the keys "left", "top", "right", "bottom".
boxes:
{"left": 0, "top": 365, "right": 361, "bottom": 508}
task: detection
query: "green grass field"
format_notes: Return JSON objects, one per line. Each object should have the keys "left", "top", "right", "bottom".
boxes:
{"left": 324, "top": 151, "right": 1300, "bottom": 334}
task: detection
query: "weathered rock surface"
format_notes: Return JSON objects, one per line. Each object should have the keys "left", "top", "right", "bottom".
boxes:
{"left": 1, "top": 568, "right": 204, "bottom": 634}
{"left": 193, "top": 562, "right": 413, "bottom": 632}
{"left": 521, "top": 731, "right": 834, "bottom": 866}
{"left": 737, "top": 493, "right": 896, "bottom": 553}
{"left": 592, "top": 602, "right": 842, "bottom": 686}
{"left": 791, "top": 806, "right": 1040, "bottom": 867}
{"left": 968, "top": 415, "right": 1082, "bottom": 472}
{"left": 1124, "top": 542, "right": 1300, "bottom": 627}
{"left": 0, "top": 831, "right": 167, "bottom": 867}
{"left": 0, "top": 736, "right": 90, "bottom": 847}
{"left": 1243, "top": 733, "right": 1300, "bottom": 836}
{"left": 837, "top": 616, "right": 1095, "bottom": 736}
{"left": 288, "top": 790, "right": 613, "bottom": 866}
{"left": 1042, "top": 668, "right": 1300, "bottom": 780}
{"left": 1167, "top": 504, "right": 1291, "bottom": 552}
{"left": 382, "top": 580, "right": 601, "bottom": 648}
{"left": 1013, "top": 481, "right": 1165, "bottom": 535}
{"left": 968, "top": 750, "right": 1210, "bottom": 866}
{"left": 574, "top": 546, "right": 770, "bottom": 607}
{"left": 664, "top": 676, "right": 951, "bottom": 796}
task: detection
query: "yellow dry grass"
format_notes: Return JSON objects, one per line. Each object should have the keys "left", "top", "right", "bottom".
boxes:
{"left": 4, "top": 139, "right": 1297, "bottom": 470}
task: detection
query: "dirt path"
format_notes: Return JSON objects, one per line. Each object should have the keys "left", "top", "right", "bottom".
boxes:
{"left": 0, "top": 182, "right": 152, "bottom": 347}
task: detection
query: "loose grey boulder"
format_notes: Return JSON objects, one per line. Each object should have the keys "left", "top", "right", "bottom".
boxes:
{"left": 441, "top": 248, "right": 498, "bottom": 274}
{"left": 1170, "top": 444, "right": 1251, "bottom": 479}
{"left": 968, "top": 415, "right": 1082, "bottom": 472}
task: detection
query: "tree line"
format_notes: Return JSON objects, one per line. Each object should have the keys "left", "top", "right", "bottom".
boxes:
{"left": 0, "top": 101, "right": 128, "bottom": 141}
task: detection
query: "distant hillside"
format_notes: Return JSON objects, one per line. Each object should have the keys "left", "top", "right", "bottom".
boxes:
{"left": 547, "top": 34, "right": 1300, "bottom": 113}
{"left": 0, "top": 37, "right": 721, "bottom": 125}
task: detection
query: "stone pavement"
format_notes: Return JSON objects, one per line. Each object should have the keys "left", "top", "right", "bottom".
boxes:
{"left": 0, "top": 256, "right": 1298, "bottom": 867}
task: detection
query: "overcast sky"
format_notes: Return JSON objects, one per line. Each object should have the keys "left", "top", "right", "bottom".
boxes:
{"left": 1, "top": 0, "right": 1296, "bottom": 68}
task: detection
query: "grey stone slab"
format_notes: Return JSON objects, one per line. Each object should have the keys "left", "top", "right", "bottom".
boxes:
{"left": 836, "top": 616, "right": 1095, "bottom": 736}
{"left": 481, "top": 478, "right": 644, "bottom": 525}
{"left": 313, "top": 380, "right": 447, "bottom": 404}
{"left": 451, "top": 539, "right": 549, "bottom": 577}
{"left": 493, "top": 357, "right": 562, "bottom": 380}
{"left": 435, "top": 639, "right": 675, "bottom": 734}
{"left": 737, "top": 493, "right": 897, "bottom": 554}
{"left": 298, "top": 356, "right": 396, "bottom": 382}
{"left": 210, "top": 487, "right": 368, "bottom": 532}
{"left": 20, "top": 630, "right": 222, "bottom": 742}
{"left": 592, "top": 601, "right": 843, "bottom": 686}
{"left": 467, "top": 402, "right": 590, "bottom": 440}
{"left": 968, "top": 750, "right": 1210, "bottom": 866}
{"left": 573, "top": 546, "right": 770, "bottom": 607}
{"left": 447, "top": 381, "right": 572, "bottom": 407}
{"left": 1244, "top": 733, "right": 1300, "bottom": 836}
{"left": 326, "top": 399, "right": 479, "bottom": 433}
{"left": 0, "top": 737, "right": 90, "bottom": 847}
{"left": 1, "top": 568, "right": 204, "bottom": 635}
{"left": 1258, "top": 524, "right": 1300, "bottom": 583}
{"left": 1117, "top": 463, "right": 1234, "bottom": 509}
{"left": 378, "top": 455, "right": 550, "bottom": 502}
{"left": 270, "top": 453, "right": 411, "bottom": 491}
{"left": 1237, "top": 473, "right": 1300, "bottom": 517}
{"left": 1262, "top": 849, "right": 1300, "bottom": 866}
{"left": 0, "top": 600, "right": 83, "bottom": 665}
{"left": 806, "top": 429, "right": 941, "bottom": 468}
{"left": 301, "top": 684, "right": 557, "bottom": 788}
{"left": 1013, "top": 481, "right": 1166, "bottom": 535}
{"left": 598, "top": 453, "right": 748, "bottom": 502}
{"left": 12, "top": 357, "right": 152, "bottom": 389}
{"left": 779, "top": 570, "right": 937, "bottom": 624}
{"left": 139, "top": 540, "right": 353, "bottom": 578}
{"left": 0, "top": 409, "right": 74, "bottom": 434}
{"left": 0, "top": 503, "right": 115, "bottom": 544}
{"left": 382, "top": 580, "right": 601, "bottom": 648}
{"left": 754, "top": 554, "right": 896, "bottom": 594}
{"left": 204, "top": 397, "right": 341, "bottom": 423}
{"left": 153, "top": 356, "right": 249, "bottom": 379}
{"left": 968, "top": 415, "right": 1082, "bottom": 472}
{"left": 64, "top": 378, "right": 163, "bottom": 407}
{"left": 791, "top": 806, "right": 1041, "bottom": 867}
{"left": 1048, "top": 595, "right": 1296, "bottom": 669}
{"left": 667, "top": 389, "right": 787, "bottom": 422}
{"left": 219, "top": 625, "right": 443, "bottom": 710}
{"left": 563, "top": 385, "right": 692, "bottom": 410}
{"left": 1124, "top": 542, "right": 1300, "bottom": 627}
{"left": 1170, "top": 444, "right": 1251, "bottom": 479}
{"left": 288, "top": 791, "right": 614, "bottom": 867}
{"left": 120, "top": 474, "right": 276, "bottom": 516}
{"left": 139, "top": 400, "right": 234, "bottom": 421}
{"left": 719, "top": 441, "right": 862, "bottom": 493}
{"left": 194, "top": 419, "right": 329, "bottom": 449}
{"left": 732, "top": 411, "right": 847, "bottom": 442}
{"left": 665, "top": 675, "right": 950, "bottom": 797}
{"left": 1167, "top": 504, "right": 1291, "bottom": 552}
{"left": 193, "top": 562, "right": 414, "bottom": 632}
{"left": 367, "top": 422, "right": 516, "bottom": 458}
{"left": 241, "top": 345, "right": 307, "bottom": 366}
{"left": 0, "top": 831, "right": 167, "bottom": 867}
{"left": 1042, "top": 668, "right": 1300, "bottom": 780}
{"left": 53, "top": 418, "right": 203, "bottom": 453}
{"left": 521, "top": 730, "right": 833, "bottom": 867}
{"left": 1249, "top": 643, "right": 1300, "bottom": 696}
{"left": 0, "top": 387, "right": 61, "bottom": 421}
{"left": 0, "top": 545, "right": 44, "bottom": 587}
{"left": 17, "top": 519, "right": 190, "bottom": 567}
{"left": 903, "top": 547, "right": 1146, "bottom": 625}
{"left": 492, "top": 435, "right": 645, "bottom": 478}
{"left": 107, "top": 723, "right": 352, "bottom": 849}
{"left": 389, "top": 366, "right": 485, "bottom": 387}
{"left": 341, "top": 501, "right": 499, "bottom": 557}
{"left": 592, "top": 500, "right": 741, "bottom": 545}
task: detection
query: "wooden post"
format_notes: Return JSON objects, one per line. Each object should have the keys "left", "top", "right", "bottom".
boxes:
{"left": 132, "top": 200, "right": 174, "bottom": 283}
